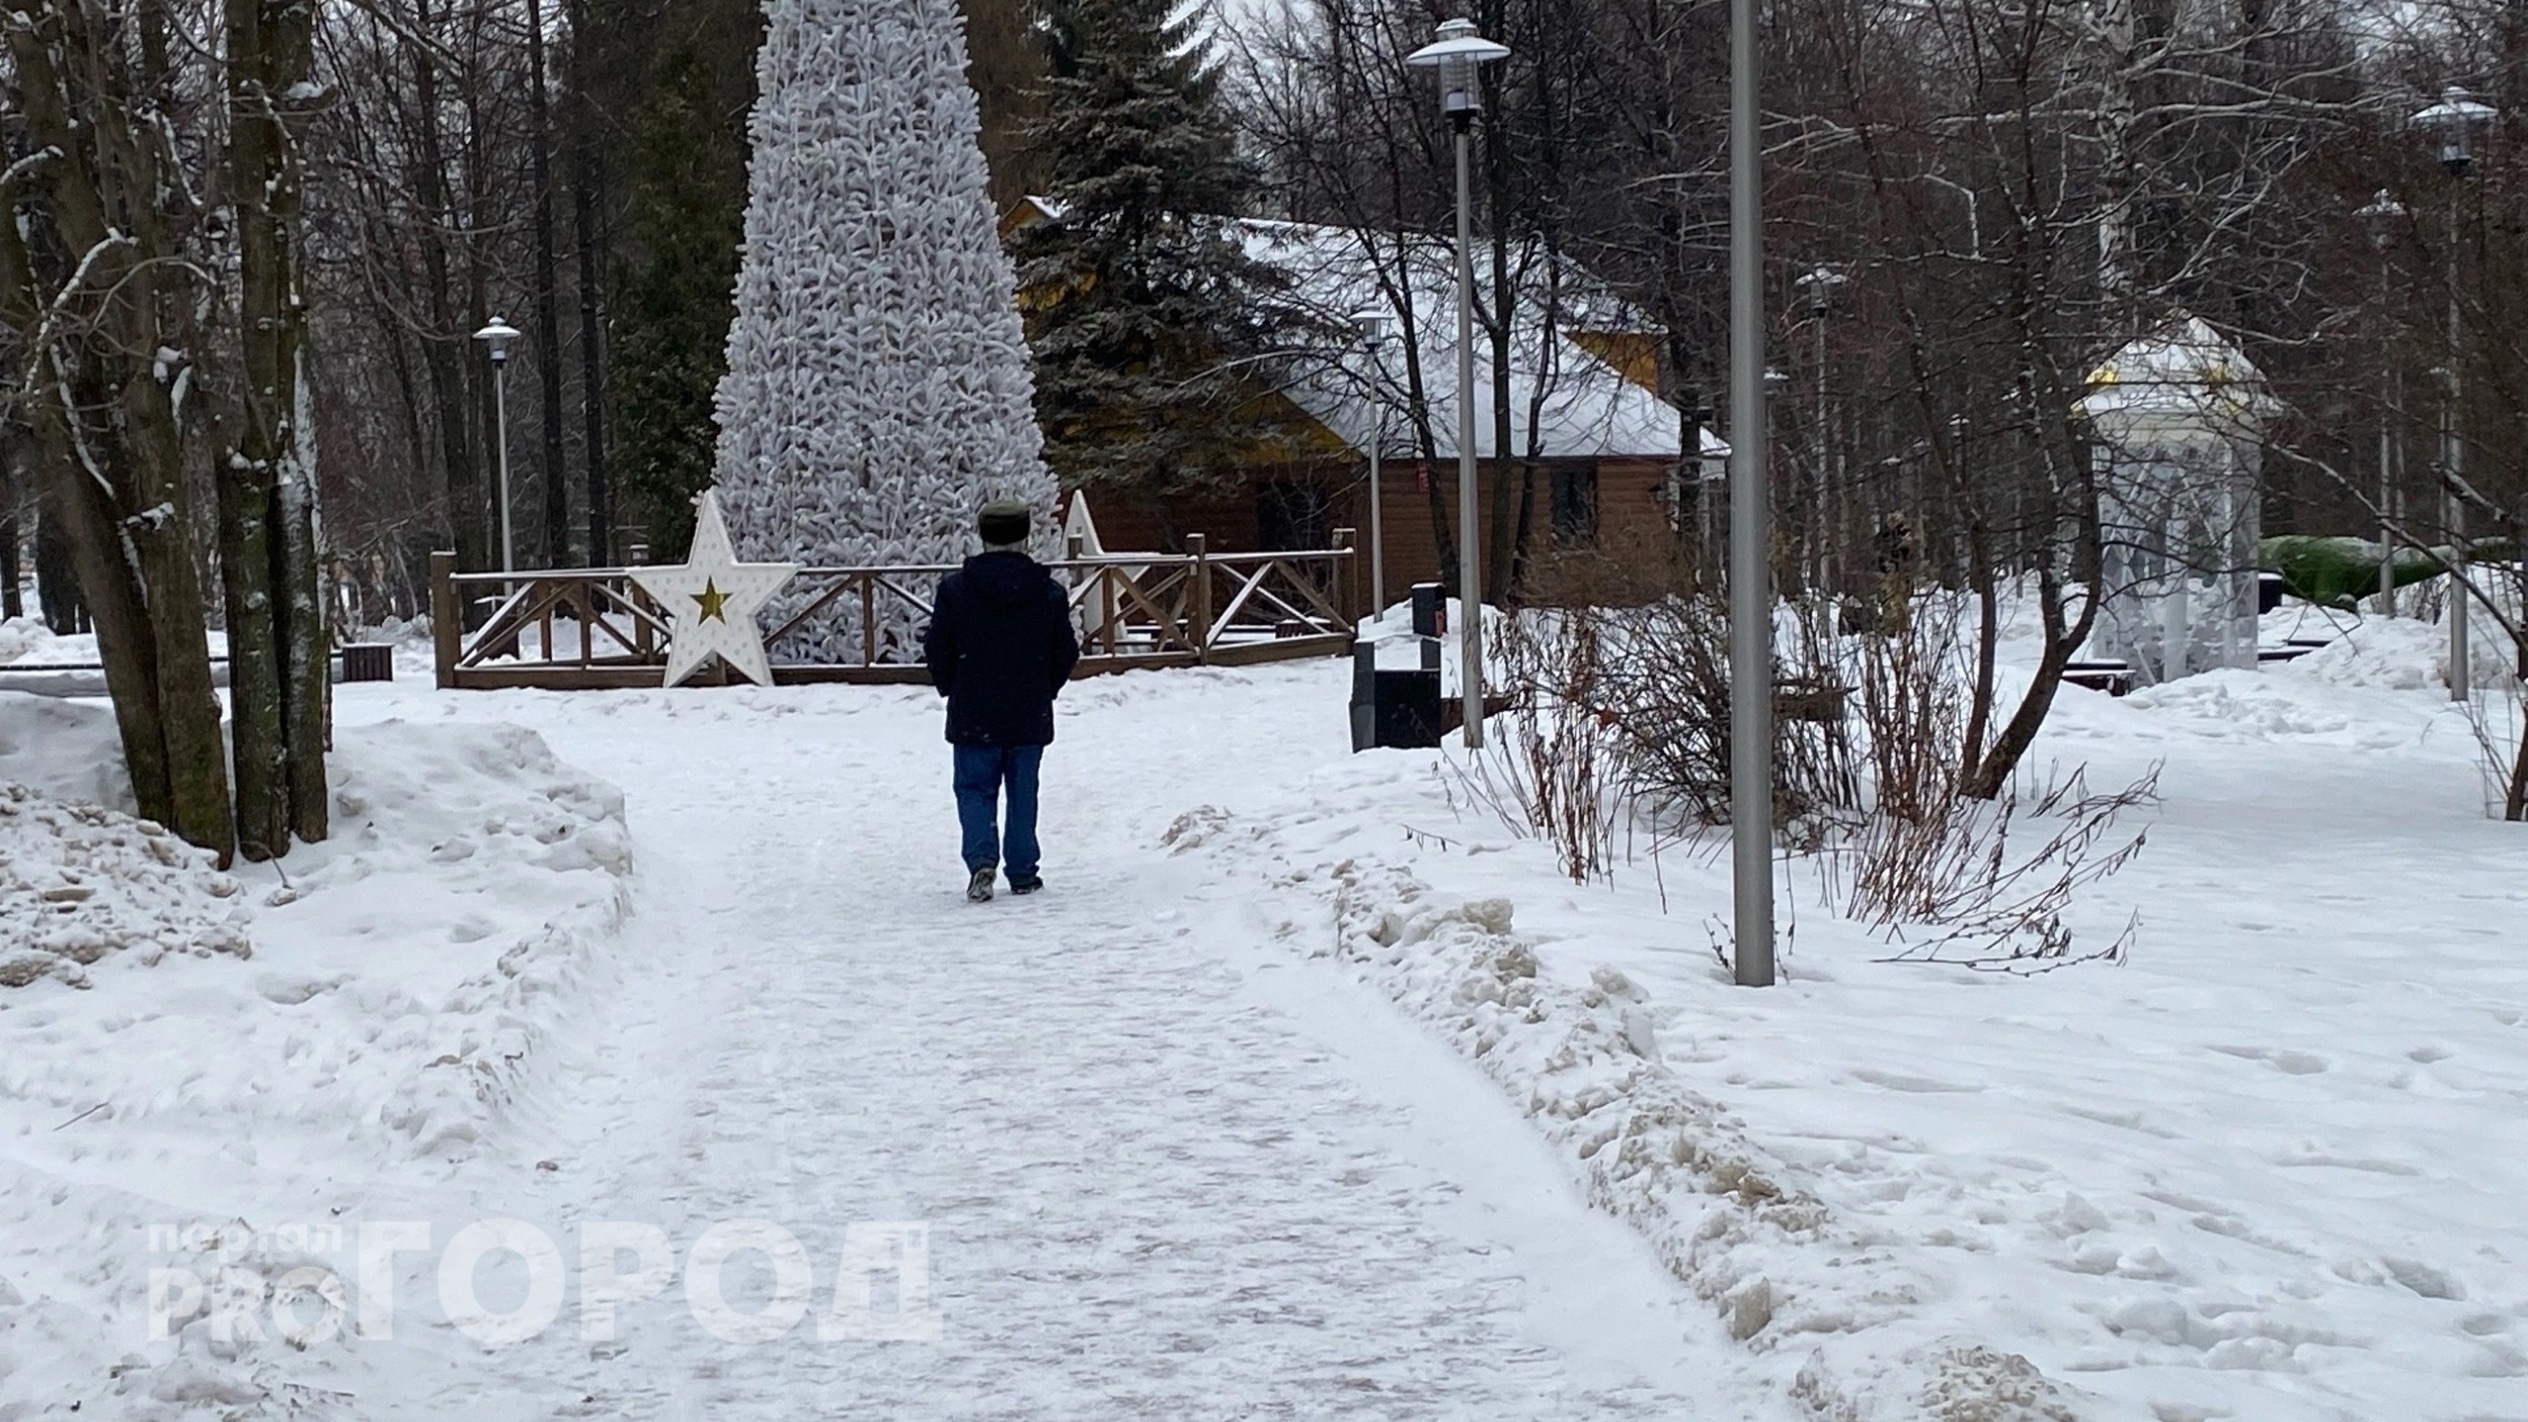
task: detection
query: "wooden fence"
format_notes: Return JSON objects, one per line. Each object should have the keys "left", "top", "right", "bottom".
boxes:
{"left": 430, "top": 531, "right": 1359, "bottom": 691}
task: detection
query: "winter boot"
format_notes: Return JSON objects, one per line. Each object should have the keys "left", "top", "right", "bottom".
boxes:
{"left": 1008, "top": 874, "right": 1043, "bottom": 896}
{"left": 967, "top": 866, "right": 996, "bottom": 903}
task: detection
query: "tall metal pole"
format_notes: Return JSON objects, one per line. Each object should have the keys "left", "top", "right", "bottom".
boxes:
{"left": 1728, "top": 0, "right": 1774, "bottom": 987}
{"left": 1453, "top": 119, "right": 1485, "bottom": 748}
{"left": 2369, "top": 219, "right": 2395, "bottom": 617}
{"left": 493, "top": 360, "right": 516, "bottom": 575}
{"left": 2380, "top": 369, "right": 2396, "bottom": 617}
{"left": 2357, "top": 193, "right": 2405, "bottom": 618}
{"left": 2446, "top": 184, "right": 2468, "bottom": 702}
{"left": 1813, "top": 310, "right": 1830, "bottom": 592}
{"left": 1369, "top": 409, "right": 1387, "bottom": 614}
{"left": 2410, "top": 88, "right": 2491, "bottom": 693}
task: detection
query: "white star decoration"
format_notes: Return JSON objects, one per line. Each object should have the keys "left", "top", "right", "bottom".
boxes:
{"left": 629, "top": 489, "right": 800, "bottom": 688}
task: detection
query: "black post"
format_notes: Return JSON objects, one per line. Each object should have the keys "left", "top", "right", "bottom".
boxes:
{"left": 1350, "top": 641, "right": 1377, "bottom": 752}
{"left": 0, "top": 516, "right": 21, "bottom": 621}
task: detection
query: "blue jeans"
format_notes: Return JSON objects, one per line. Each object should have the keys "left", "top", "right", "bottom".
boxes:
{"left": 953, "top": 745, "right": 1044, "bottom": 880}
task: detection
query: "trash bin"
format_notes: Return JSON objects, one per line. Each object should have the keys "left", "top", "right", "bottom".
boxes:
{"left": 1372, "top": 669, "right": 1443, "bottom": 749}
{"left": 1351, "top": 640, "right": 1444, "bottom": 751}
{"left": 1411, "top": 582, "right": 1447, "bottom": 638}
{"left": 341, "top": 643, "right": 395, "bottom": 683}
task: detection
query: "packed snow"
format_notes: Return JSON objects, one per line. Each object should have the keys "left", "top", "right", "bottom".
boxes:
{"left": 0, "top": 599, "right": 2520, "bottom": 1420}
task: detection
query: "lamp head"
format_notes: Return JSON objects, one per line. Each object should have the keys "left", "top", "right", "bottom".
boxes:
{"left": 1406, "top": 19, "right": 1510, "bottom": 125}
{"left": 1797, "top": 265, "right": 1849, "bottom": 317}
{"left": 473, "top": 317, "right": 521, "bottom": 366}
{"left": 1351, "top": 309, "right": 1393, "bottom": 351}
{"left": 2355, "top": 189, "right": 2406, "bottom": 251}
{"left": 2411, "top": 85, "right": 2496, "bottom": 178}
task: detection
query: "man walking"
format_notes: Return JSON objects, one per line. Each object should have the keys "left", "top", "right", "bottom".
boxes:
{"left": 924, "top": 499, "right": 1080, "bottom": 901}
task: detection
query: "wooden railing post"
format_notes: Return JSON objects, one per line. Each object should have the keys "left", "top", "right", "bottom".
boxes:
{"left": 861, "top": 574, "right": 878, "bottom": 668}
{"left": 1331, "top": 527, "right": 1358, "bottom": 632}
{"left": 430, "top": 552, "right": 460, "bottom": 689}
{"left": 1186, "top": 533, "right": 1212, "bottom": 662}
{"left": 1099, "top": 565, "right": 1119, "bottom": 656}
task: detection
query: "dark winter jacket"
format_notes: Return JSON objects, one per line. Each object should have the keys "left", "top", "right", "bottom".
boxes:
{"left": 924, "top": 551, "right": 1082, "bottom": 747}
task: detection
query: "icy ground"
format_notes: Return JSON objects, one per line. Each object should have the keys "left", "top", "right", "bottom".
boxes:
{"left": 2, "top": 608, "right": 2523, "bottom": 1420}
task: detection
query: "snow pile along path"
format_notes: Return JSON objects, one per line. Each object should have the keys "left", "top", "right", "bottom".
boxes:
{"left": 1161, "top": 625, "right": 2528, "bottom": 1421}
{"left": 0, "top": 785, "right": 253, "bottom": 990}
{"left": 0, "top": 717, "right": 631, "bottom": 1154}
{"left": 1169, "top": 812, "right": 2091, "bottom": 1421}
{"left": 0, "top": 688, "right": 136, "bottom": 808}
{"left": 0, "top": 715, "right": 634, "bottom": 1417}
{"left": 298, "top": 719, "right": 635, "bottom": 1156}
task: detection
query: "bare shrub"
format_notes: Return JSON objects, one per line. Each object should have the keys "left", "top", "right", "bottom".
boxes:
{"left": 1448, "top": 577, "right": 2153, "bottom": 965}
{"left": 1840, "top": 763, "right": 2157, "bottom": 972}
{"left": 2461, "top": 678, "right": 2528, "bottom": 820}
{"left": 1455, "top": 588, "right": 1862, "bottom": 882}
{"left": 1455, "top": 608, "right": 1625, "bottom": 884}
{"left": 1592, "top": 593, "right": 1860, "bottom": 842}
{"left": 1826, "top": 586, "right": 2158, "bottom": 970}
{"left": 1851, "top": 588, "right": 1966, "bottom": 830}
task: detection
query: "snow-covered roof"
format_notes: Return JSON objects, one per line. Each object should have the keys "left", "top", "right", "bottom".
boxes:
{"left": 1237, "top": 218, "right": 1720, "bottom": 463}
{"left": 1010, "top": 199, "right": 1718, "bottom": 463}
{"left": 2079, "top": 312, "right": 2275, "bottom": 437}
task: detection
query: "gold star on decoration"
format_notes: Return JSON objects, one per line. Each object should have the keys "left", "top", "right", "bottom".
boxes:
{"left": 627, "top": 489, "right": 800, "bottom": 687}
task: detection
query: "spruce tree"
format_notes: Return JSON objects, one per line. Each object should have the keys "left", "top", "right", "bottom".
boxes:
{"left": 1014, "top": 0, "right": 1311, "bottom": 515}
{"left": 612, "top": 35, "right": 753, "bottom": 560}
{"left": 712, "top": 0, "right": 1052, "bottom": 656}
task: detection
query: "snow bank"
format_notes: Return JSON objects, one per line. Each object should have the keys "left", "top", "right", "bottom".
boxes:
{"left": 278, "top": 719, "right": 635, "bottom": 1155}
{"left": 1167, "top": 810, "right": 2094, "bottom": 1420}
{"left": 0, "top": 616, "right": 89, "bottom": 667}
{"left": 0, "top": 788, "right": 252, "bottom": 989}
{"left": 0, "top": 707, "right": 635, "bottom": 1418}
{"left": 0, "top": 690, "right": 132, "bottom": 809}
{"left": 0, "top": 716, "right": 632, "bottom": 1159}
{"left": 1169, "top": 611, "right": 2526, "bottom": 1420}
{"left": 0, "top": 693, "right": 250, "bottom": 990}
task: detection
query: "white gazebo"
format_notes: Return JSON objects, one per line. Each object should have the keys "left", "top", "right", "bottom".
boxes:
{"left": 2080, "top": 314, "right": 2276, "bottom": 686}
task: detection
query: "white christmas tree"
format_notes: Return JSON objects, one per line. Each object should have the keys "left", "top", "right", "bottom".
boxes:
{"left": 711, "top": 0, "right": 1055, "bottom": 658}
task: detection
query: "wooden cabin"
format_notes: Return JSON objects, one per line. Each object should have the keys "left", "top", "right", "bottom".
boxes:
{"left": 1005, "top": 201, "right": 1724, "bottom": 602}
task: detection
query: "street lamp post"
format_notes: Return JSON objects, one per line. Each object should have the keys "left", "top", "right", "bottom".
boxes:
{"left": 1729, "top": 0, "right": 1773, "bottom": 987}
{"left": 473, "top": 317, "right": 522, "bottom": 576}
{"left": 2357, "top": 190, "right": 2406, "bottom": 617}
{"left": 2411, "top": 85, "right": 2494, "bottom": 701}
{"left": 1407, "top": 18, "right": 1510, "bottom": 750}
{"left": 1796, "top": 266, "right": 1846, "bottom": 593}
{"left": 1353, "top": 310, "right": 1394, "bottom": 616}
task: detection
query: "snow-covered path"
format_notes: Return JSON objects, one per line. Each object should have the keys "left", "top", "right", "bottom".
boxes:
{"left": 330, "top": 674, "right": 1779, "bottom": 1419}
